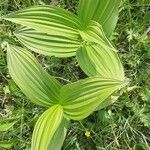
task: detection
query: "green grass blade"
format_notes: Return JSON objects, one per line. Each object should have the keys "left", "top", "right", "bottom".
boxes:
{"left": 7, "top": 44, "right": 61, "bottom": 107}
{"left": 3, "top": 5, "right": 82, "bottom": 37}
{"left": 0, "top": 141, "right": 15, "bottom": 149}
{"left": 0, "top": 120, "right": 18, "bottom": 132}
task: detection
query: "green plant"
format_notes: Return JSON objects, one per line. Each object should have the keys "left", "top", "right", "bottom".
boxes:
{"left": 7, "top": 44, "right": 127, "bottom": 149}
{"left": 1, "top": 0, "right": 130, "bottom": 149}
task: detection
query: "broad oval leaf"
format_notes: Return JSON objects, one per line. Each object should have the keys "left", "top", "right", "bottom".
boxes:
{"left": 77, "top": 0, "right": 121, "bottom": 37}
{"left": 3, "top": 5, "right": 82, "bottom": 37}
{"left": 7, "top": 44, "right": 61, "bottom": 107}
{"left": 77, "top": 44, "right": 124, "bottom": 81}
{"left": 77, "top": 21, "right": 124, "bottom": 81}
{"left": 14, "top": 27, "right": 81, "bottom": 57}
{"left": 60, "top": 77, "right": 126, "bottom": 120}
{"left": 3, "top": 5, "right": 83, "bottom": 57}
{"left": 31, "top": 105, "right": 65, "bottom": 150}
{"left": 48, "top": 117, "right": 69, "bottom": 150}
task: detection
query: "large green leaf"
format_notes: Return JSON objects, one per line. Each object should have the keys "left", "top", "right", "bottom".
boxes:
{"left": 96, "top": 86, "right": 127, "bottom": 111}
{"left": 48, "top": 117, "right": 69, "bottom": 150}
{"left": 78, "top": 0, "right": 121, "bottom": 37}
{"left": 95, "top": 93, "right": 120, "bottom": 111}
{"left": 31, "top": 105, "right": 65, "bottom": 150}
{"left": 7, "top": 44, "right": 61, "bottom": 107}
{"left": 79, "top": 21, "right": 115, "bottom": 49}
{"left": 60, "top": 77, "right": 126, "bottom": 120}
{"left": 3, "top": 5, "right": 82, "bottom": 37}
{"left": 77, "top": 44, "right": 124, "bottom": 81}
{"left": 3, "top": 5, "right": 83, "bottom": 57}
{"left": 77, "top": 21, "right": 124, "bottom": 81}
{"left": 14, "top": 27, "right": 80, "bottom": 57}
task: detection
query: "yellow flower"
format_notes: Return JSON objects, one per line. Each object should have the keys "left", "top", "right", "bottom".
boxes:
{"left": 85, "top": 131, "right": 91, "bottom": 138}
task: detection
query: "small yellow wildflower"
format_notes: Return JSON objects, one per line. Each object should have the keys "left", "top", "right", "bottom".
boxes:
{"left": 85, "top": 131, "right": 91, "bottom": 138}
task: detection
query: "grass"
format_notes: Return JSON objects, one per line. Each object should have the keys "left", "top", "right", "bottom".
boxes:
{"left": 0, "top": 0, "right": 150, "bottom": 149}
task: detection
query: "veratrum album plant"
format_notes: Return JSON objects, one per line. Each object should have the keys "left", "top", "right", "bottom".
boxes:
{"left": 2, "top": 0, "right": 129, "bottom": 149}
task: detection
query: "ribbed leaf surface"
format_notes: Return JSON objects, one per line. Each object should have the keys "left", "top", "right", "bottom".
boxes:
{"left": 77, "top": 21, "right": 124, "bottom": 81}
{"left": 61, "top": 77, "right": 125, "bottom": 120}
{"left": 3, "top": 5, "right": 83, "bottom": 57}
{"left": 31, "top": 105, "right": 64, "bottom": 150}
{"left": 48, "top": 117, "right": 69, "bottom": 150}
{"left": 77, "top": 44, "right": 124, "bottom": 81}
{"left": 14, "top": 27, "right": 80, "bottom": 57}
{"left": 78, "top": 0, "right": 121, "bottom": 36}
{"left": 79, "top": 21, "right": 115, "bottom": 49}
{"left": 4, "top": 5, "right": 82, "bottom": 38}
{"left": 7, "top": 44, "right": 61, "bottom": 107}
{"left": 96, "top": 93, "right": 120, "bottom": 111}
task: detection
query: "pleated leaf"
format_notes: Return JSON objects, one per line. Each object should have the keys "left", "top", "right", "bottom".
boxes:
{"left": 95, "top": 94, "right": 120, "bottom": 111}
{"left": 77, "top": 21, "right": 124, "bottom": 81}
{"left": 7, "top": 44, "right": 61, "bottom": 107}
{"left": 3, "top": 5, "right": 82, "bottom": 37}
{"left": 48, "top": 117, "right": 69, "bottom": 150}
{"left": 3, "top": 5, "right": 83, "bottom": 57}
{"left": 31, "top": 105, "right": 65, "bottom": 150}
{"left": 60, "top": 77, "right": 126, "bottom": 120}
{"left": 14, "top": 27, "right": 80, "bottom": 57}
{"left": 77, "top": 44, "right": 124, "bottom": 81}
{"left": 78, "top": 0, "right": 121, "bottom": 37}
{"left": 79, "top": 21, "right": 115, "bottom": 49}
